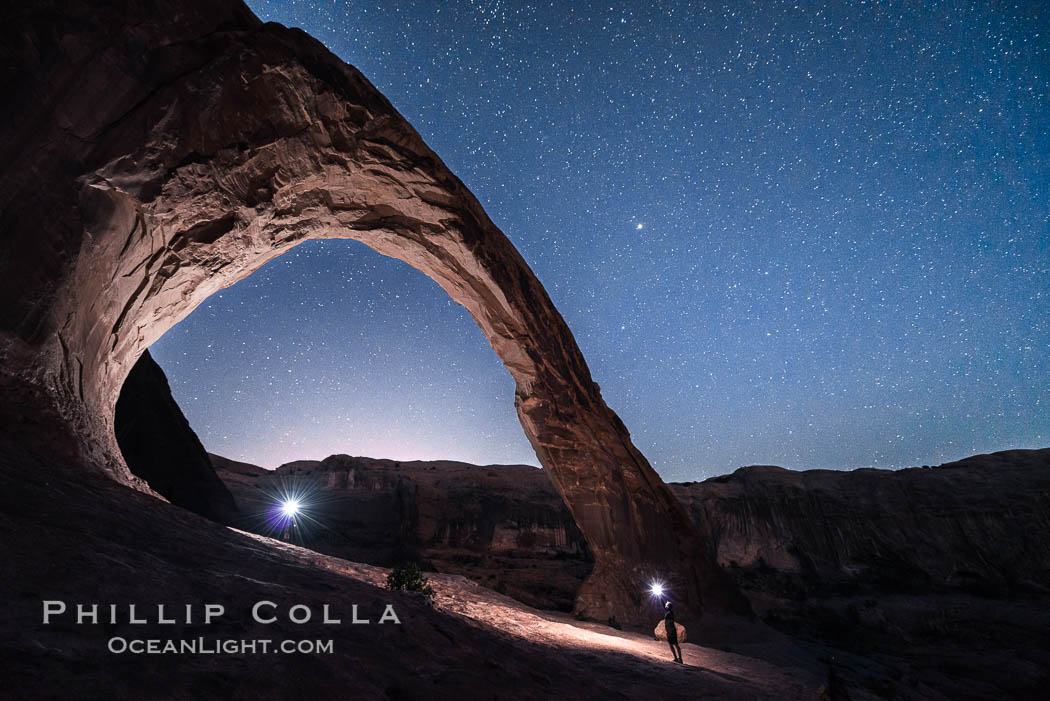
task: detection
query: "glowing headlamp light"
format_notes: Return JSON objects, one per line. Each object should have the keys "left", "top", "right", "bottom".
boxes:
{"left": 280, "top": 499, "right": 301, "bottom": 517}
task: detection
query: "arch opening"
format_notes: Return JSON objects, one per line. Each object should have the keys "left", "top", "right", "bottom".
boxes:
{"left": 143, "top": 238, "right": 539, "bottom": 470}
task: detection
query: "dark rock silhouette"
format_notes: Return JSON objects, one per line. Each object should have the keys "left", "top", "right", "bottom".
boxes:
{"left": 114, "top": 350, "right": 238, "bottom": 523}
{"left": 0, "top": 0, "right": 740, "bottom": 625}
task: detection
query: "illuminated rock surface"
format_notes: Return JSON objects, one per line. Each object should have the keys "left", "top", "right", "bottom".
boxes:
{"left": 654, "top": 622, "right": 688, "bottom": 644}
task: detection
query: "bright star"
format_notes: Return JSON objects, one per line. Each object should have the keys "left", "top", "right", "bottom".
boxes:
{"left": 636, "top": 223, "right": 644, "bottom": 230}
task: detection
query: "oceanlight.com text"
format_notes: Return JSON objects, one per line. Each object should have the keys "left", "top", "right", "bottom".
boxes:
{"left": 107, "top": 637, "right": 335, "bottom": 654}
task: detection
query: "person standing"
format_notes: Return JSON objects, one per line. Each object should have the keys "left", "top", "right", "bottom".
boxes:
{"left": 664, "top": 601, "right": 683, "bottom": 663}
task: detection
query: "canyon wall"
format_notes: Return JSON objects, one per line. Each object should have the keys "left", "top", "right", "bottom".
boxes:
{"left": 214, "top": 453, "right": 592, "bottom": 612}
{"left": 672, "top": 449, "right": 1050, "bottom": 603}
{"left": 672, "top": 449, "right": 1050, "bottom": 698}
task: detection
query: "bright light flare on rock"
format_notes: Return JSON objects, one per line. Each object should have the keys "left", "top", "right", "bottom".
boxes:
{"left": 259, "top": 479, "right": 324, "bottom": 543}
{"left": 650, "top": 582, "right": 664, "bottom": 597}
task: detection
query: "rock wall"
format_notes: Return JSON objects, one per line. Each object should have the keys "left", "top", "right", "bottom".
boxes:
{"left": 114, "top": 350, "right": 239, "bottom": 523}
{"left": 0, "top": 0, "right": 742, "bottom": 624}
{"left": 213, "top": 453, "right": 593, "bottom": 611}
{"left": 672, "top": 449, "right": 1050, "bottom": 601}
{"left": 670, "top": 449, "right": 1050, "bottom": 697}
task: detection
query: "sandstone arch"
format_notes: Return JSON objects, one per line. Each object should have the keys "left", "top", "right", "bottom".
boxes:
{"left": 0, "top": 0, "right": 744, "bottom": 625}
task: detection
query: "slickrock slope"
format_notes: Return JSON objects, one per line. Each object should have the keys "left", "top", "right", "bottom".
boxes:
{"left": 116, "top": 350, "right": 1050, "bottom": 696}
{"left": 0, "top": 0, "right": 740, "bottom": 624}
{"left": 213, "top": 453, "right": 593, "bottom": 612}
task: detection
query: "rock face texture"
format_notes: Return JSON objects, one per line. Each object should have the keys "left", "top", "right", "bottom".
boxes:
{"left": 0, "top": 0, "right": 741, "bottom": 623}
{"left": 213, "top": 453, "right": 593, "bottom": 611}
{"left": 673, "top": 448, "right": 1050, "bottom": 602}
{"left": 114, "top": 350, "right": 238, "bottom": 523}
{"left": 672, "top": 448, "right": 1050, "bottom": 699}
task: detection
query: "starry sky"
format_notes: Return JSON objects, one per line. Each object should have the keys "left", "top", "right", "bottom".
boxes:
{"left": 150, "top": 0, "right": 1049, "bottom": 480}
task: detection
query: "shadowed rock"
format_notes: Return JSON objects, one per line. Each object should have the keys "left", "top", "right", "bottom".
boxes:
{"left": 114, "top": 350, "right": 239, "bottom": 523}
{"left": 673, "top": 448, "right": 1050, "bottom": 601}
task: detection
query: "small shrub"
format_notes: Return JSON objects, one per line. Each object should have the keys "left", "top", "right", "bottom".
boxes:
{"left": 386, "top": 563, "right": 435, "bottom": 599}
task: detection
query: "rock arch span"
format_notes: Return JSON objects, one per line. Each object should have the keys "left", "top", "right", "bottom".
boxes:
{"left": 0, "top": 0, "right": 744, "bottom": 625}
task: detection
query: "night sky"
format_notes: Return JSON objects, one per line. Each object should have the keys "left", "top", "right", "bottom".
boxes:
{"left": 150, "top": 0, "right": 1048, "bottom": 480}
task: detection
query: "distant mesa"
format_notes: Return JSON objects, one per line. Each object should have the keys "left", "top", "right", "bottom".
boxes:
{"left": 212, "top": 452, "right": 593, "bottom": 612}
